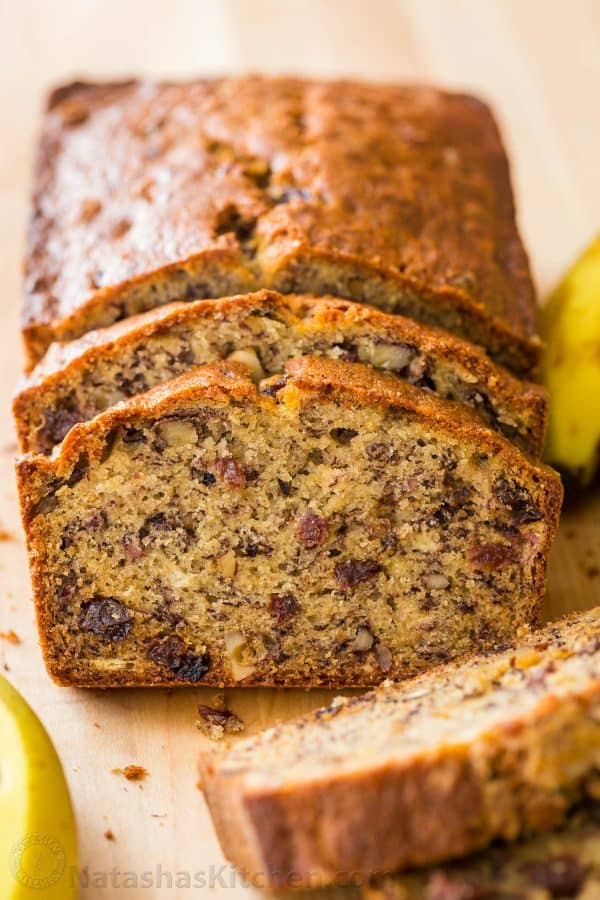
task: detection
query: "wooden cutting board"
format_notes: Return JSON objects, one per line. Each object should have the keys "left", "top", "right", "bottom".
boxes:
{"left": 0, "top": 2, "right": 598, "bottom": 898}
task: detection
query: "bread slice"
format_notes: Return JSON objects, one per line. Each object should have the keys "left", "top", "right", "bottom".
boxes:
{"left": 23, "top": 77, "right": 538, "bottom": 375}
{"left": 364, "top": 800, "right": 600, "bottom": 900}
{"left": 199, "top": 607, "right": 600, "bottom": 889}
{"left": 16, "top": 357, "right": 560, "bottom": 688}
{"left": 14, "top": 291, "right": 547, "bottom": 456}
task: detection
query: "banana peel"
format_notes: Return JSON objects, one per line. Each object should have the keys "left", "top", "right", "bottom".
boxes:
{"left": 542, "top": 236, "right": 600, "bottom": 486}
{"left": 0, "top": 675, "right": 77, "bottom": 899}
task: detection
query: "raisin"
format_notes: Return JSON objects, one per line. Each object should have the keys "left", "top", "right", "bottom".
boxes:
{"left": 260, "top": 375, "right": 288, "bottom": 397}
{"left": 178, "top": 346, "right": 196, "bottom": 365}
{"left": 467, "top": 543, "right": 518, "bottom": 572}
{"left": 122, "top": 426, "right": 146, "bottom": 445}
{"left": 277, "top": 478, "right": 292, "bottom": 496}
{"left": 444, "top": 475, "right": 474, "bottom": 510}
{"left": 494, "top": 478, "right": 543, "bottom": 523}
{"left": 60, "top": 521, "right": 80, "bottom": 550}
{"left": 295, "top": 512, "right": 328, "bottom": 548}
{"left": 330, "top": 427, "right": 358, "bottom": 445}
{"left": 335, "top": 558, "right": 382, "bottom": 589}
{"left": 115, "top": 371, "right": 149, "bottom": 397}
{"left": 139, "top": 513, "right": 170, "bottom": 539}
{"left": 215, "top": 457, "right": 246, "bottom": 490}
{"left": 432, "top": 503, "right": 453, "bottom": 526}
{"left": 366, "top": 442, "right": 396, "bottom": 462}
{"left": 456, "top": 598, "right": 477, "bottom": 613}
{"left": 334, "top": 341, "right": 359, "bottom": 362}
{"left": 191, "top": 458, "right": 217, "bottom": 485}
{"left": 55, "top": 573, "right": 78, "bottom": 610}
{"left": 269, "top": 593, "right": 300, "bottom": 626}
{"left": 40, "top": 405, "right": 81, "bottom": 449}
{"left": 68, "top": 453, "right": 89, "bottom": 487}
{"left": 191, "top": 460, "right": 217, "bottom": 487}
{"left": 86, "top": 510, "right": 107, "bottom": 530}
{"left": 147, "top": 635, "right": 211, "bottom": 682}
{"left": 28, "top": 492, "right": 60, "bottom": 519}
{"left": 453, "top": 486, "right": 474, "bottom": 508}
{"left": 78, "top": 597, "right": 133, "bottom": 642}
{"left": 197, "top": 704, "right": 244, "bottom": 733}
{"left": 523, "top": 854, "right": 588, "bottom": 896}
{"left": 240, "top": 537, "right": 272, "bottom": 557}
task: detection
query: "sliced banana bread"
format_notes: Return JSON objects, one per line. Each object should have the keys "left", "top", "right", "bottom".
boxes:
{"left": 14, "top": 291, "right": 547, "bottom": 456}
{"left": 364, "top": 800, "right": 600, "bottom": 900}
{"left": 200, "top": 607, "right": 600, "bottom": 890}
{"left": 16, "top": 357, "right": 561, "bottom": 688}
{"left": 24, "top": 77, "right": 538, "bottom": 374}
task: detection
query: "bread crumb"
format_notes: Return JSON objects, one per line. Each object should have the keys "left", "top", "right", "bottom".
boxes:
{"left": 112, "top": 765, "right": 149, "bottom": 781}
{"left": 0, "top": 629, "right": 21, "bottom": 644}
{"left": 0, "top": 528, "right": 14, "bottom": 541}
{"left": 124, "top": 765, "right": 148, "bottom": 781}
{"left": 104, "top": 829, "right": 115, "bottom": 841}
{"left": 196, "top": 693, "right": 245, "bottom": 741}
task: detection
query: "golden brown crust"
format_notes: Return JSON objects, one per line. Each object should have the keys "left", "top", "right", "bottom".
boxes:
{"left": 199, "top": 607, "right": 600, "bottom": 889}
{"left": 16, "top": 358, "right": 561, "bottom": 689}
{"left": 23, "top": 77, "right": 538, "bottom": 374}
{"left": 14, "top": 290, "right": 548, "bottom": 456}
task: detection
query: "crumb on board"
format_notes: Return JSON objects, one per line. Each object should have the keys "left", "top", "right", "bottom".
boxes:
{"left": 112, "top": 765, "right": 149, "bottom": 781}
{"left": 104, "top": 829, "right": 115, "bottom": 841}
{"left": 585, "top": 565, "right": 599, "bottom": 579}
{"left": 196, "top": 692, "right": 245, "bottom": 741}
{"left": 0, "top": 527, "right": 15, "bottom": 541}
{"left": 0, "top": 629, "right": 21, "bottom": 644}
{"left": 93, "top": 721, "right": 101, "bottom": 729}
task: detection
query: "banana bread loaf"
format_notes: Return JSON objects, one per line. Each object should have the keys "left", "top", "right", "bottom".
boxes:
{"left": 14, "top": 291, "right": 547, "bottom": 456}
{"left": 364, "top": 800, "right": 600, "bottom": 900}
{"left": 23, "top": 77, "right": 538, "bottom": 375}
{"left": 199, "top": 606, "right": 600, "bottom": 890}
{"left": 16, "top": 357, "right": 561, "bottom": 688}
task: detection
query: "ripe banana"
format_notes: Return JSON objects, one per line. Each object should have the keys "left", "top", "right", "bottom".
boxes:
{"left": 542, "top": 236, "right": 600, "bottom": 485}
{"left": 0, "top": 675, "right": 77, "bottom": 899}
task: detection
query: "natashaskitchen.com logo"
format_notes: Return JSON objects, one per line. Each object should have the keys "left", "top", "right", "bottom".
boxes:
{"left": 9, "top": 834, "right": 356, "bottom": 891}
{"left": 9, "top": 833, "right": 66, "bottom": 890}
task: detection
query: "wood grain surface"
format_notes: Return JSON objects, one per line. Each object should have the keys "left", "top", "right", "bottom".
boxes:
{"left": 0, "top": 1, "right": 598, "bottom": 898}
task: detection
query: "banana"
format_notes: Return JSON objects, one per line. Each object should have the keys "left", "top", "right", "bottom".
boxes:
{"left": 542, "top": 236, "right": 600, "bottom": 485}
{"left": 0, "top": 675, "right": 77, "bottom": 899}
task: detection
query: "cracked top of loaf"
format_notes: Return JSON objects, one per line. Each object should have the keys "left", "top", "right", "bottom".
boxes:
{"left": 24, "top": 77, "right": 538, "bottom": 372}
